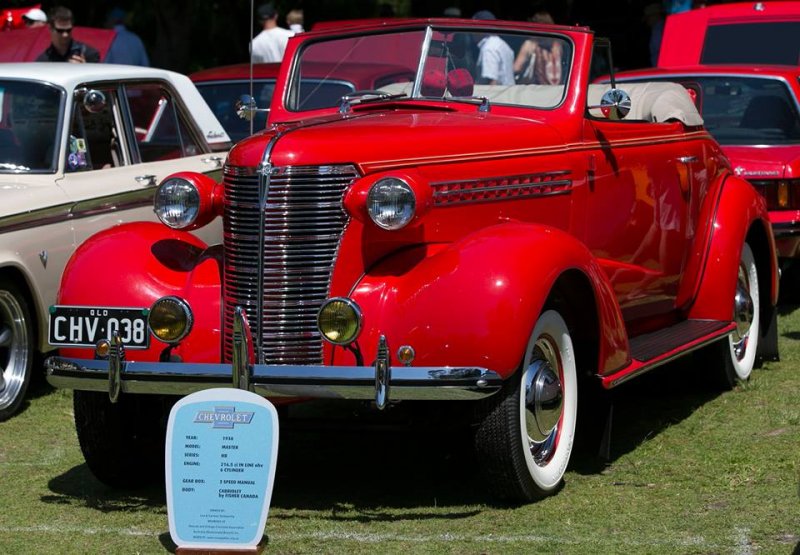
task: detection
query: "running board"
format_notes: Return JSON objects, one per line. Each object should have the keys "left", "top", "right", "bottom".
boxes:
{"left": 602, "top": 319, "right": 734, "bottom": 388}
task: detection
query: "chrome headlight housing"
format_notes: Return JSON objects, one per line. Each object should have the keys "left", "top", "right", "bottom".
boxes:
{"left": 317, "top": 298, "right": 362, "bottom": 345}
{"left": 154, "top": 177, "right": 200, "bottom": 229}
{"left": 148, "top": 296, "right": 193, "bottom": 344}
{"left": 367, "top": 177, "right": 416, "bottom": 230}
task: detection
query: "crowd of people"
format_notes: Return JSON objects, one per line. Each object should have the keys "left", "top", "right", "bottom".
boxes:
{"left": 20, "top": 2, "right": 705, "bottom": 78}
{"left": 17, "top": 5, "right": 149, "bottom": 66}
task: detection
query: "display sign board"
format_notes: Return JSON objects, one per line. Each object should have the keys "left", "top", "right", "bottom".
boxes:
{"left": 166, "top": 388, "right": 279, "bottom": 550}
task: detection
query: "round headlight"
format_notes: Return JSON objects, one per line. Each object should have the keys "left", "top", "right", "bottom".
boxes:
{"left": 154, "top": 178, "right": 200, "bottom": 229}
{"left": 148, "top": 296, "right": 193, "bottom": 344}
{"left": 367, "top": 178, "right": 415, "bottom": 230}
{"left": 318, "top": 298, "right": 362, "bottom": 345}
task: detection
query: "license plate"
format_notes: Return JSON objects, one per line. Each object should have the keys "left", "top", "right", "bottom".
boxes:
{"left": 48, "top": 305, "right": 150, "bottom": 349}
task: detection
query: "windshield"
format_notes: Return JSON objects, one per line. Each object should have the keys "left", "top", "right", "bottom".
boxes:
{"left": 0, "top": 80, "right": 62, "bottom": 173}
{"left": 288, "top": 26, "right": 572, "bottom": 112}
{"left": 645, "top": 76, "right": 800, "bottom": 146}
{"left": 702, "top": 22, "right": 800, "bottom": 65}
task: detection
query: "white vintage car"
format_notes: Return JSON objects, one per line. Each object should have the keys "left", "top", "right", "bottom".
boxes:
{"left": 0, "top": 63, "right": 230, "bottom": 420}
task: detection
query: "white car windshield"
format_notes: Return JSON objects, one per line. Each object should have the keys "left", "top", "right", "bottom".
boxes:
{"left": 0, "top": 80, "right": 62, "bottom": 173}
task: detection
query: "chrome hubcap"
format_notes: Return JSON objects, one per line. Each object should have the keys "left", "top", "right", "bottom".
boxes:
{"left": 0, "top": 291, "right": 27, "bottom": 410}
{"left": 732, "top": 265, "right": 754, "bottom": 361}
{"left": 524, "top": 338, "right": 563, "bottom": 465}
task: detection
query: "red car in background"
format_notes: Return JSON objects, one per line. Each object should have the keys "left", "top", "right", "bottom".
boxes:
{"left": 658, "top": 1, "right": 800, "bottom": 67}
{"left": 612, "top": 65, "right": 800, "bottom": 274}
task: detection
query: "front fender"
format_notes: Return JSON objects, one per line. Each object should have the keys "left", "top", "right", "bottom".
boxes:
{"left": 337, "top": 222, "right": 628, "bottom": 379}
{"left": 58, "top": 222, "right": 222, "bottom": 362}
{"left": 688, "top": 174, "right": 778, "bottom": 320}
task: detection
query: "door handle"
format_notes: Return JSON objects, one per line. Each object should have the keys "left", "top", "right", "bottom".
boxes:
{"left": 135, "top": 174, "right": 157, "bottom": 187}
{"left": 678, "top": 156, "right": 698, "bottom": 164}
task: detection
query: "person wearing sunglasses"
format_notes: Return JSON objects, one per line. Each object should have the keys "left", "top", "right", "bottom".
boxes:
{"left": 36, "top": 6, "right": 100, "bottom": 63}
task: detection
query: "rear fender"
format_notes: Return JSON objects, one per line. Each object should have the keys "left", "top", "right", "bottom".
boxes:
{"left": 57, "top": 222, "right": 222, "bottom": 362}
{"left": 336, "top": 222, "right": 629, "bottom": 378}
{"left": 688, "top": 174, "right": 778, "bottom": 320}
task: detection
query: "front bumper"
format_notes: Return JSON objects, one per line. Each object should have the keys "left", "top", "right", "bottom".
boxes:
{"left": 46, "top": 308, "right": 503, "bottom": 408}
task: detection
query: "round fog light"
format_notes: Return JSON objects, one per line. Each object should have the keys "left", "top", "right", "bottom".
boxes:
{"left": 318, "top": 298, "right": 362, "bottom": 345}
{"left": 148, "top": 296, "right": 193, "bottom": 344}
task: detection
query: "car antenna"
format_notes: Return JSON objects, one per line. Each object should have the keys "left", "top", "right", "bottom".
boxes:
{"left": 249, "top": 0, "right": 255, "bottom": 137}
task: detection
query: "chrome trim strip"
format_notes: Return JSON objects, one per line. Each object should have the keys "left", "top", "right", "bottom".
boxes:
{"left": 432, "top": 171, "right": 574, "bottom": 205}
{"left": 434, "top": 180, "right": 573, "bottom": 197}
{"left": 432, "top": 170, "right": 571, "bottom": 187}
{"left": 0, "top": 187, "right": 156, "bottom": 234}
{"left": 607, "top": 326, "right": 733, "bottom": 388}
{"left": 46, "top": 356, "right": 504, "bottom": 401}
{"left": 256, "top": 129, "right": 289, "bottom": 364}
{"left": 411, "top": 26, "right": 434, "bottom": 98}
{"left": 0, "top": 204, "right": 72, "bottom": 234}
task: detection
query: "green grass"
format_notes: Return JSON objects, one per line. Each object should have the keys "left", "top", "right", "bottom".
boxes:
{"left": 1, "top": 307, "right": 799, "bottom": 554}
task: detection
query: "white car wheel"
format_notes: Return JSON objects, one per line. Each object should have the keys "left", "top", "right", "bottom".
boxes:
{"left": 475, "top": 309, "right": 578, "bottom": 502}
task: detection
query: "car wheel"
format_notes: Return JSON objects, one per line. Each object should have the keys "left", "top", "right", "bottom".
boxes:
{"left": 475, "top": 309, "right": 578, "bottom": 502}
{"left": 0, "top": 279, "right": 33, "bottom": 422}
{"left": 700, "top": 242, "right": 760, "bottom": 389}
{"left": 74, "top": 391, "right": 172, "bottom": 488}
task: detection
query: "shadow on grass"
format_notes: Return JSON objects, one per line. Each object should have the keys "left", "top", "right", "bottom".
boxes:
{"left": 268, "top": 401, "right": 488, "bottom": 514}
{"left": 570, "top": 356, "right": 722, "bottom": 474}
{"left": 40, "top": 359, "right": 734, "bottom": 515}
{"left": 43, "top": 464, "right": 166, "bottom": 511}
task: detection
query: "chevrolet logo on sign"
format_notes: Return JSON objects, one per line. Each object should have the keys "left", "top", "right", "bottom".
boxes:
{"left": 194, "top": 406, "right": 255, "bottom": 429}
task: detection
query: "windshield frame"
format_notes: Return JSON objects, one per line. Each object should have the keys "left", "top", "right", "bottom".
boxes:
{"left": 0, "top": 78, "right": 66, "bottom": 174}
{"left": 281, "top": 23, "right": 576, "bottom": 117}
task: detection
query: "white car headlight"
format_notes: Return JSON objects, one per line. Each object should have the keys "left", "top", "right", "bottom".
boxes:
{"left": 154, "top": 178, "right": 200, "bottom": 229}
{"left": 367, "top": 178, "right": 416, "bottom": 230}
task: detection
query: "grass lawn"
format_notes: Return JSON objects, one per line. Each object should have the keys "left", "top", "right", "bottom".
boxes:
{"left": 0, "top": 305, "right": 798, "bottom": 554}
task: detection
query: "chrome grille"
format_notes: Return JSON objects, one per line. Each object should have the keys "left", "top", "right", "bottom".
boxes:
{"left": 222, "top": 164, "right": 358, "bottom": 364}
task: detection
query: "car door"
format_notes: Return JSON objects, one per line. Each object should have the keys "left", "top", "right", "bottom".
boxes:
{"left": 56, "top": 80, "right": 223, "bottom": 250}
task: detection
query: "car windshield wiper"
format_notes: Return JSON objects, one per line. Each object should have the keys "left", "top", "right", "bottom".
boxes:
{"left": 446, "top": 95, "right": 491, "bottom": 112}
{"left": 339, "top": 91, "right": 407, "bottom": 114}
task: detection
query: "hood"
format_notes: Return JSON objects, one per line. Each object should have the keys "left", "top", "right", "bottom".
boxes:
{"left": 228, "top": 108, "right": 567, "bottom": 173}
{"left": 723, "top": 145, "right": 800, "bottom": 180}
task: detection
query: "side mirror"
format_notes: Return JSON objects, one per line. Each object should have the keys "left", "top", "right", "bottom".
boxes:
{"left": 235, "top": 95, "right": 257, "bottom": 121}
{"left": 75, "top": 88, "right": 107, "bottom": 113}
{"left": 598, "top": 88, "right": 631, "bottom": 120}
{"left": 235, "top": 94, "right": 270, "bottom": 121}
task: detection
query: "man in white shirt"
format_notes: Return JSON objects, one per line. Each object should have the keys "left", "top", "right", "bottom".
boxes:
{"left": 472, "top": 10, "right": 515, "bottom": 86}
{"left": 251, "top": 3, "right": 294, "bottom": 63}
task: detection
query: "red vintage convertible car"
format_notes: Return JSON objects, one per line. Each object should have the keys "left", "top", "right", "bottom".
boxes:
{"left": 612, "top": 65, "right": 800, "bottom": 276}
{"left": 47, "top": 19, "right": 778, "bottom": 503}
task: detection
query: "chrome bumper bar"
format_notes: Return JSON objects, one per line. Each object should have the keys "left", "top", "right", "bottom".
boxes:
{"left": 46, "top": 308, "right": 503, "bottom": 407}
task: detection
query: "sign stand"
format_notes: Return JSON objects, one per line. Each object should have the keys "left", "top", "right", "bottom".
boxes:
{"left": 166, "top": 388, "right": 279, "bottom": 552}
